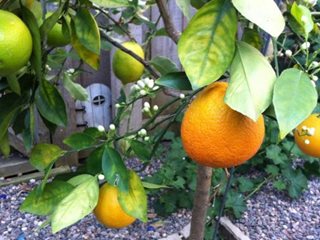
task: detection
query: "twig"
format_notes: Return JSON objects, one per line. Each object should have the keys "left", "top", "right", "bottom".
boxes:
{"left": 100, "top": 31, "right": 160, "bottom": 79}
{"left": 163, "top": 88, "right": 181, "bottom": 97}
{"left": 155, "top": 0, "right": 181, "bottom": 44}
{"left": 212, "top": 167, "right": 235, "bottom": 240}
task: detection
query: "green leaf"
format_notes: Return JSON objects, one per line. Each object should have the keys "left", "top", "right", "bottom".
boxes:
{"left": 225, "top": 191, "right": 246, "bottom": 218}
{"left": 85, "top": 146, "right": 104, "bottom": 175}
{"left": 273, "top": 68, "right": 318, "bottom": 139}
{"left": 51, "top": 175, "right": 99, "bottom": 233}
{"left": 273, "top": 179, "right": 286, "bottom": 191}
{"left": 0, "top": 131, "right": 10, "bottom": 157}
{"left": 40, "top": 6, "right": 64, "bottom": 38}
{"left": 225, "top": 41, "right": 276, "bottom": 121}
{"left": 231, "top": 0, "right": 285, "bottom": 37}
{"left": 118, "top": 170, "right": 147, "bottom": 222}
{"left": 73, "top": 8, "right": 100, "bottom": 55}
{"left": 282, "top": 168, "right": 308, "bottom": 198}
{"left": 291, "top": 2, "right": 314, "bottom": 36}
{"left": 176, "top": 0, "right": 191, "bottom": 19}
{"left": 35, "top": 80, "right": 68, "bottom": 127}
{"left": 237, "top": 176, "right": 255, "bottom": 193}
{"left": 62, "top": 72, "right": 88, "bottom": 101}
{"left": 21, "top": 5, "right": 42, "bottom": 81}
{"left": 266, "top": 144, "right": 288, "bottom": 165}
{"left": 102, "top": 145, "right": 129, "bottom": 191}
{"left": 156, "top": 72, "right": 192, "bottom": 90}
{"left": 178, "top": 0, "right": 237, "bottom": 89}
{"left": 89, "top": 0, "right": 130, "bottom": 8}
{"left": 20, "top": 180, "right": 74, "bottom": 216}
{"left": 83, "top": 127, "right": 104, "bottom": 139}
{"left": 241, "top": 27, "right": 262, "bottom": 50}
{"left": 130, "top": 140, "right": 152, "bottom": 162}
{"left": 265, "top": 164, "right": 279, "bottom": 176}
{"left": 150, "top": 56, "right": 179, "bottom": 75}
{"left": 71, "top": 9, "right": 100, "bottom": 70}
{"left": 30, "top": 144, "right": 66, "bottom": 171}
{"left": 142, "top": 181, "right": 169, "bottom": 189}
{"left": 63, "top": 133, "right": 96, "bottom": 151}
{"left": 67, "top": 174, "right": 93, "bottom": 186}
{"left": 6, "top": 75, "right": 21, "bottom": 95}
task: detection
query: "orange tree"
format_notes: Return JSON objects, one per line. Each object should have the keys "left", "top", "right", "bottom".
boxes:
{"left": 0, "top": 0, "right": 320, "bottom": 239}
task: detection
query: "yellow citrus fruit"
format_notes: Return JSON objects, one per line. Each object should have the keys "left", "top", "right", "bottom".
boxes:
{"left": 112, "top": 41, "right": 145, "bottom": 84}
{"left": 181, "top": 82, "right": 265, "bottom": 168}
{"left": 0, "top": 10, "right": 33, "bottom": 76}
{"left": 93, "top": 183, "right": 136, "bottom": 228}
{"left": 47, "top": 14, "right": 70, "bottom": 47}
{"left": 294, "top": 113, "right": 320, "bottom": 157}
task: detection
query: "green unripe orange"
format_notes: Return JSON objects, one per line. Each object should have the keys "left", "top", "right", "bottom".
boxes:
{"left": 0, "top": 10, "right": 33, "bottom": 76}
{"left": 112, "top": 42, "right": 145, "bottom": 84}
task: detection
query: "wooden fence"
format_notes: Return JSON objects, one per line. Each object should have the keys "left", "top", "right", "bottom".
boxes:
{"left": 2, "top": 1, "right": 190, "bottom": 177}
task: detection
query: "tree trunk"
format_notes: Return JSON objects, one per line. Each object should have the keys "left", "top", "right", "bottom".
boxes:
{"left": 189, "top": 165, "right": 213, "bottom": 240}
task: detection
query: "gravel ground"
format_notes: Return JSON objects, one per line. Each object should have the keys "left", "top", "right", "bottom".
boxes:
{"left": 0, "top": 179, "right": 191, "bottom": 240}
{"left": 234, "top": 177, "right": 320, "bottom": 240}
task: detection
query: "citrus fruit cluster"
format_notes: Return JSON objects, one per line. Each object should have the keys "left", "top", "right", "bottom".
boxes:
{"left": 181, "top": 82, "right": 265, "bottom": 168}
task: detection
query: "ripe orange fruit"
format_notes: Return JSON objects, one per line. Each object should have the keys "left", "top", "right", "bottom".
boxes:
{"left": 181, "top": 82, "right": 265, "bottom": 168}
{"left": 93, "top": 183, "right": 136, "bottom": 228}
{"left": 112, "top": 41, "right": 145, "bottom": 84}
{"left": 0, "top": 10, "right": 33, "bottom": 76}
{"left": 294, "top": 113, "right": 320, "bottom": 157}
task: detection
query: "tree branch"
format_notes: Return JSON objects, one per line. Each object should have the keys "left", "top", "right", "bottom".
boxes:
{"left": 100, "top": 31, "right": 160, "bottom": 79}
{"left": 155, "top": 0, "right": 181, "bottom": 44}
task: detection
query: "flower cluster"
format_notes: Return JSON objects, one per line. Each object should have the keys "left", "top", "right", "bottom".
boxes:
{"left": 130, "top": 77, "right": 160, "bottom": 96}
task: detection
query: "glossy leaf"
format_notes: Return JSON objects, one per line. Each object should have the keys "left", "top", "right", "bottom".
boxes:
{"left": 67, "top": 174, "right": 93, "bottom": 186}
{"left": 30, "top": 144, "right": 66, "bottom": 171}
{"left": 225, "top": 41, "right": 276, "bottom": 121}
{"left": 63, "top": 133, "right": 96, "bottom": 151}
{"left": 150, "top": 56, "right": 179, "bottom": 75}
{"left": 83, "top": 127, "right": 104, "bottom": 139}
{"left": 89, "top": 0, "right": 130, "bottom": 8}
{"left": 130, "top": 140, "right": 152, "bottom": 162}
{"left": 290, "top": 2, "right": 314, "bottom": 36}
{"left": 241, "top": 27, "right": 262, "bottom": 50}
{"left": 21, "top": 5, "right": 42, "bottom": 81}
{"left": 40, "top": 5, "right": 64, "bottom": 38}
{"left": 51, "top": 175, "right": 99, "bottom": 233}
{"left": 62, "top": 72, "right": 88, "bottom": 101}
{"left": 119, "top": 170, "right": 147, "bottom": 222}
{"left": 85, "top": 146, "right": 104, "bottom": 175}
{"left": 73, "top": 9, "right": 100, "bottom": 55}
{"left": 20, "top": 180, "right": 74, "bottom": 216}
{"left": 176, "top": 0, "right": 191, "bottom": 19}
{"left": 142, "top": 181, "right": 169, "bottom": 189}
{"left": 178, "top": 0, "right": 237, "bottom": 89}
{"left": 0, "top": 131, "right": 10, "bottom": 157}
{"left": 156, "top": 72, "right": 192, "bottom": 90}
{"left": 71, "top": 11, "right": 100, "bottom": 70}
{"left": 6, "top": 75, "right": 20, "bottom": 95}
{"left": 35, "top": 80, "right": 68, "bottom": 127}
{"left": 102, "top": 145, "right": 129, "bottom": 191}
{"left": 231, "top": 0, "right": 285, "bottom": 37}
{"left": 273, "top": 68, "right": 318, "bottom": 139}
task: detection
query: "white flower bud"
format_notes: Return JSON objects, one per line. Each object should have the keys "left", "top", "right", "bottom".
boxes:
{"left": 153, "top": 105, "right": 159, "bottom": 111}
{"left": 140, "top": 89, "right": 147, "bottom": 96}
{"left": 131, "top": 84, "right": 140, "bottom": 92}
{"left": 144, "top": 102, "right": 150, "bottom": 108}
{"left": 115, "top": 103, "right": 121, "bottom": 108}
{"left": 180, "top": 93, "right": 185, "bottom": 99}
{"left": 45, "top": 64, "right": 52, "bottom": 71}
{"left": 147, "top": 80, "right": 155, "bottom": 89}
{"left": 67, "top": 68, "right": 75, "bottom": 74}
{"left": 138, "top": 128, "right": 147, "bottom": 136}
{"left": 143, "top": 106, "right": 150, "bottom": 112}
{"left": 137, "top": 80, "right": 146, "bottom": 88}
{"left": 144, "top": 136, "right": 150, "bottom": 141}
{"left": 285, "top": 50, "right": 292, "bottom": 57}
{"left": 309, "top": 0, "right": 317, "bottom": 7}
{"left": 97, "top": 125, "right": 105, "bottom": 132}
{"left": 311, "top": 61, "right": 319, "bottom": 68}
{"left": 98, "top": 174, "right": 105, "bottom": 181}
{"left": 301, "top": 42, "right": 310, "bottom": 50}
{"left": 152, "top": 86, "right": 160, "bottom": 91}
{"left": 312, "top": 75, "right": 318, "bottom": 81}
{"left": 109, "top": 124, "right": 116, "bottom": 130}
{"left": 277, "top": 51, "right": 284, "bottom": 57}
